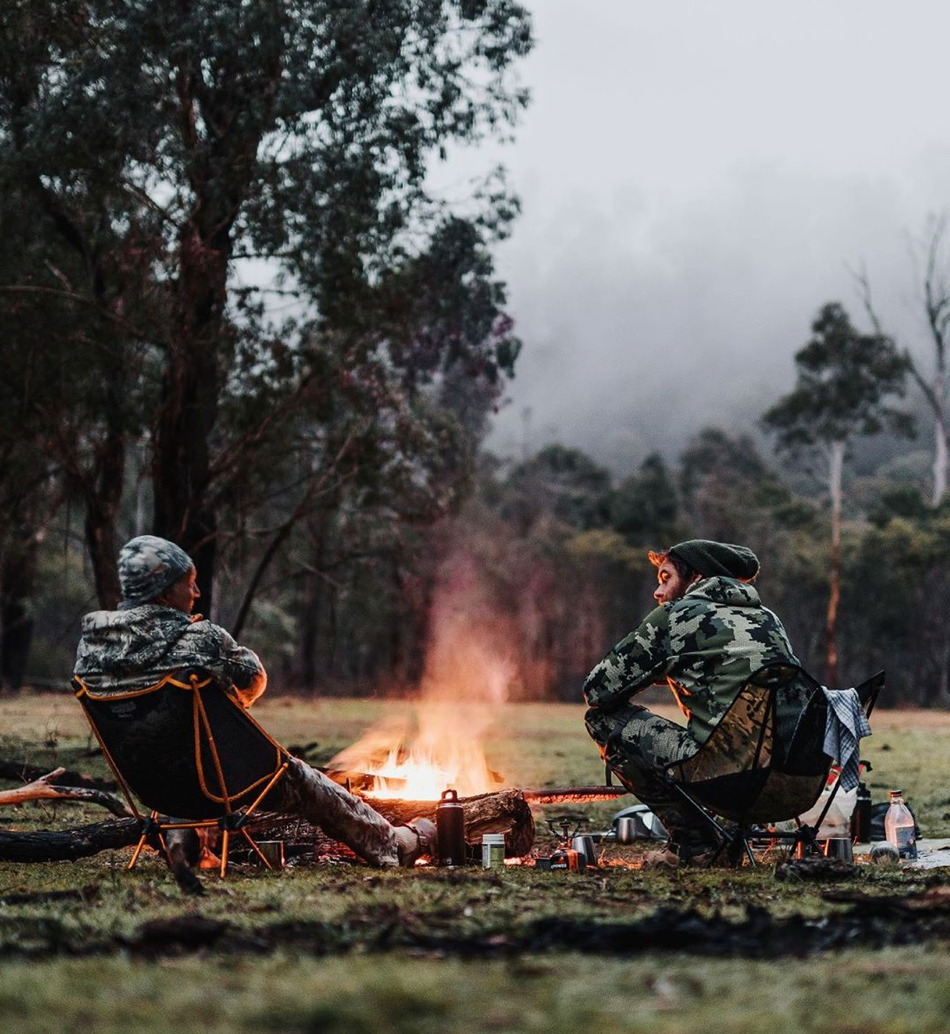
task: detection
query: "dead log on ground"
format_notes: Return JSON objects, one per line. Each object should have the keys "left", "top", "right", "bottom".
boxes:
{"left": 0, "top": 757, "right": 116, "bottom": 791}
{"left": 0, "top": 817, "right": 139, "bottom": 861}
{"left": 0, "top": 768, "right": 131, "bottom": 818}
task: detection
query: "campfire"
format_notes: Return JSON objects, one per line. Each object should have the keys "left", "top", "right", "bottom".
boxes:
{"left": 327, "top": 706, "right": 505, "bottom": 800}
{"left": 328, "top": 570, "right": 513, "bottom": 801}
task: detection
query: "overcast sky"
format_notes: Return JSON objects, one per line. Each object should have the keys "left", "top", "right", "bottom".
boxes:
{"left": 432, "top": 1, "right": 950, "bottom": 473}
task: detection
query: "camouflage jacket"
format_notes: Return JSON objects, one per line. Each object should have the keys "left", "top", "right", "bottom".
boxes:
{"left": 73, "top": 605, "right": 266, "bottom": 708}
{"left": 583, "top": 577, "right": 799, "bottom": 744}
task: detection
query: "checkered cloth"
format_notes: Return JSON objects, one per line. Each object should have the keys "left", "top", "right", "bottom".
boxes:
{"left": 821, "top": 687, "right": 872, "bottom": 792}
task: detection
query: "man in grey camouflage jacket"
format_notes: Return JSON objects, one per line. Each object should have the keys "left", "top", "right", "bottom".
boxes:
{"left": 74, "top": 535, "right": 434, "bottom": 868}
{"left": 583, "top": 539, "right": 800, "bottom": 862}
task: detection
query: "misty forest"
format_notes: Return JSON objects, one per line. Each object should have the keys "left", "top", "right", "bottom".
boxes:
{"left": 3, "top": 1, "right": 950, "bottom": 710}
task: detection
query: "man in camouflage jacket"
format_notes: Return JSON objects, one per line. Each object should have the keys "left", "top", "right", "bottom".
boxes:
{"left": 584, "top": 539, "right": 799, "bottom": 860}
{"left": 74, "top": 536, "right": 434, "bottom": 867}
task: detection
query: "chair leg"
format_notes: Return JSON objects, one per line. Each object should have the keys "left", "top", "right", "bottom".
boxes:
{"left": 240, "top": 828, "right": 273, "bottom": 869}
{"left": 128, "top": 833, "right": 149, "bottom": 870}
{"left": 220, "top": 830, "right": 230, "bottom": 879}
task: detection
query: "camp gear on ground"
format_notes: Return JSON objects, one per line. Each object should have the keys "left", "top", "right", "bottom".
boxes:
{"left": 436, "top": 789, "right": 466, "bottom": 866}
{"left": 885, "top": 790, "right": 918, "bottom": 860}
{"left": 821, "top": 686, "right": 872, "bottom": 791}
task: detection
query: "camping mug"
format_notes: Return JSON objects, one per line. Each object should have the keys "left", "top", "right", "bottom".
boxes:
{"left": 571, "top": 835, "right": 598, "bottom": 866}
{"left": 254, "top": 840, "right": 286, "bottom": 869}
{"left": 614, "top": 817, "right": 637, "bottom": 844}
{"left": 822, "top": 837, "right": 854, "bottom": 863}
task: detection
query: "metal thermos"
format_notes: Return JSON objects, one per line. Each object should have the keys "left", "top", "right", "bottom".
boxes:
{"left": 436, "top": 788, "right": 466, "bottom": 866}
{"left": 851, "top": 781, "right": 872, "bottom": 843}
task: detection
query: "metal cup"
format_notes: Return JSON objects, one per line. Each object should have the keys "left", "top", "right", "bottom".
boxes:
{"left": 571, "top": 835, "right": 598, "bottom": 866}
{"left": 614, "top": 817, "right": 638, "bottom": 844}
{"left": 822, "top": 837, "right": 854, "bottom": 863}
{"left": 254, "top": 840, "right": 286, "bottom": 869}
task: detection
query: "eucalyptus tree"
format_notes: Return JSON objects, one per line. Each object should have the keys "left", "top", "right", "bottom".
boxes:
{"left": 763, "top": 302, "right": 912, "bottom": 684}
{"left": 0, "top": 0, "right": 532, "bottom": 612}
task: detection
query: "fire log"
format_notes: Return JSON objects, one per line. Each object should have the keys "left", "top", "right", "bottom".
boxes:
{"left": 372, "top": 788, "right": 535, "bottom": 858}
{"left": 246, "top": 788, "right": 536, "bottom": 860}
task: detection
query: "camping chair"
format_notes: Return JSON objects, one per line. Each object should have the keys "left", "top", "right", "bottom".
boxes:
{"left": 657, "top": 663, "right": 884, "bottom": 866}
{"left": 73, "top": 668, "right": 291, "bottom": 877}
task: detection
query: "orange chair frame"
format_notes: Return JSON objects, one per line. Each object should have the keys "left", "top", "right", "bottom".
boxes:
{"left": 73, "top": 671, "right": 289, "bottom": 878}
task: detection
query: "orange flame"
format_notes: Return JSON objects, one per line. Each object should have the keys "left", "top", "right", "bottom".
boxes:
{"left": 328, "top": 555, "right": 513, "bottom": 800}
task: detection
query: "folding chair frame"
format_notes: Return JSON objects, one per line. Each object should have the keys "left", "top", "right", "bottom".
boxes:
{"left": 658, "top": 670, "right": 884, "bottom": 868}
{"left": 74, "top": 671, "right": 290, "bottom": 878}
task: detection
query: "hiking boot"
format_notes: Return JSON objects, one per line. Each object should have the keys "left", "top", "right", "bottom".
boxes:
{"left": 640, "top": 846, "right": 679, "bottom": 868}
{"left": 642, "top": 839, "right": 728, "bottom": 869}
{"left": 396, "top": 818, "right": 437, "bottom": 867}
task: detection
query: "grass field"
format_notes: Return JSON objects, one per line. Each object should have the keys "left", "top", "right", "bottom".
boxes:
{"left": 1, "top": 693, "right": 950, "bottom": 1034}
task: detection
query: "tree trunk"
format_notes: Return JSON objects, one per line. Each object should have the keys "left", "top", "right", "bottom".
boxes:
{"left": 825, "top": 440, "right": 845, "bottom": 686}
{"left": 0, "top": 523, "right": 38, "bottom": 691}
{"left": 82, "top": 355, "right": 127, "bottom": 609}
{"left": 934, "top": 405, "right": 948, "bottom": 506}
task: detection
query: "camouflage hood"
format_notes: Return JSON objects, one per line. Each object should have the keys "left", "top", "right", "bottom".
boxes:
{"left": 76, "top": 605, "right": 198, "bottom": 674}
{"left": 679, "top": 576, "right": 761, "bottom": 610}
{"left": 74, "top": 604, "right": 267, "bottom": 706}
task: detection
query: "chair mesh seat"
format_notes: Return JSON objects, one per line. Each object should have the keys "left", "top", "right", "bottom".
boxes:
{"left": 73, "top": 669, "right": 291, "bottom": 876}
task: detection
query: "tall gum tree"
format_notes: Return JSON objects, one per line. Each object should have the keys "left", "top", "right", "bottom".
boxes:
{"left": 0, "top": 0, "right": 532, "bottom": 612}
{"left": 858, "top": 214, "right": 950, "bottom": 506}
{"left": 763, "top": 302, "right": 912, "bottom": 685}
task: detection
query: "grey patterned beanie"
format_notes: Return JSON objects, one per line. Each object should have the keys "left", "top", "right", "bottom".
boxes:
{"left": 117, "top": 535, "right": 194, "bottom": 610}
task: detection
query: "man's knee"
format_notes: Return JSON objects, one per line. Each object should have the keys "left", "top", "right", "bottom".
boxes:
{"left": 585, "top": 703, "right": 654, "bottom": 768}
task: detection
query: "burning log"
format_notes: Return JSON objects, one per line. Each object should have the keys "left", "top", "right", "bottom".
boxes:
{"left": 247, "top": 788, "right": 536, "bottom": 861}
{"left": 373, "top": 788, "right": 535, "bottom": 858}
{"left": 522, "top": 786, "right": 629, "bottom": 805}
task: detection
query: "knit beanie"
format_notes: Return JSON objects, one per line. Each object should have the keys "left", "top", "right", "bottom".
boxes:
{"left": 668, "top": 539, "right": 760, "bottom": 581}
{"left": 117, "top": 535, "right": 194, "bottom": 610}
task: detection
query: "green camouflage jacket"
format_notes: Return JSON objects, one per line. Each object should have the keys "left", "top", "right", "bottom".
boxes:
{"left": 583, "top": 576, "right": 799, "bottom": 744}
{"left": 73, "top": 605, "right": 266, "bottom": 707}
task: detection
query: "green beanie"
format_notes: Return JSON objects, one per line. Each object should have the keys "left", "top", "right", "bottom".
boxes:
{"left": 668, "top": 539, "right": 760, "bottom": 581}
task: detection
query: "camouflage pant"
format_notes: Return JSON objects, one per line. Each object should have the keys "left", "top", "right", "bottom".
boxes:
{"left": 585, "top": 704, "right": 717, "bottom": 854}
{"left": 266, "top": 758, "right": 400, "bottom": 867}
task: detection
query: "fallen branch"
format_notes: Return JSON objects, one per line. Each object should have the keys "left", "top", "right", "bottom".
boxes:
{"left": 0, "top": 817, "right": 139, "bottom": 861}
{"left": 0, "top": 884, "right": 100, "bottom": 907}
{"left": 0, "top": 757, "right": 115, "bottom": 791}
{"left": 0, "top": 768, "right": 131, "bottom": 818}
{"left": 522, "top": 786, "right": 629, "bottom": 805}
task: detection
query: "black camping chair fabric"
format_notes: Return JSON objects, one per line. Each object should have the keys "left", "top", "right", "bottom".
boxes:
{"left": 658, "top": 664, "right": 884, "bottom": 866}
{"left": 73, "top": 668, "right": 290, "bottom": 877}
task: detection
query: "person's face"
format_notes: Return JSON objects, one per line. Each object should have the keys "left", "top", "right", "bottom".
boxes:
{"left": 653, "top": 559, "right": 693, "bottom": 605}
{"left": 159, "top": 567, "right": 200, "bottom": 614}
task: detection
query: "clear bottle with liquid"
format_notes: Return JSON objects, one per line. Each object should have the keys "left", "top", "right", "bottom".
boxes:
{"left": 884, "top": 789, "right": 917, "bottom": 860}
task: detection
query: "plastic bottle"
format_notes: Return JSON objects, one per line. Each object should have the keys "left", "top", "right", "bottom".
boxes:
{"left": 884, "top": 790, "right": 917, "bottom": 860}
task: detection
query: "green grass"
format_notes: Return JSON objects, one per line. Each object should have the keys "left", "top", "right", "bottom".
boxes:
{"left": 1, "top": 693, "right": 950, "bottom": 1033}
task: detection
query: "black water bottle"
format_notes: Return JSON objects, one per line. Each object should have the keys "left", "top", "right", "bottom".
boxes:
{"left": 436, "top": 788, "right": 466, "bottom": 866}
{"left": 851, "top": 781, "right": 872, "bottom": 843}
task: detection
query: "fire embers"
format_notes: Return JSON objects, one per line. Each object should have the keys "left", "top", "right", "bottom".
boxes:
{"left": 326, "top": 708, "right": 505, "bottom": 800}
